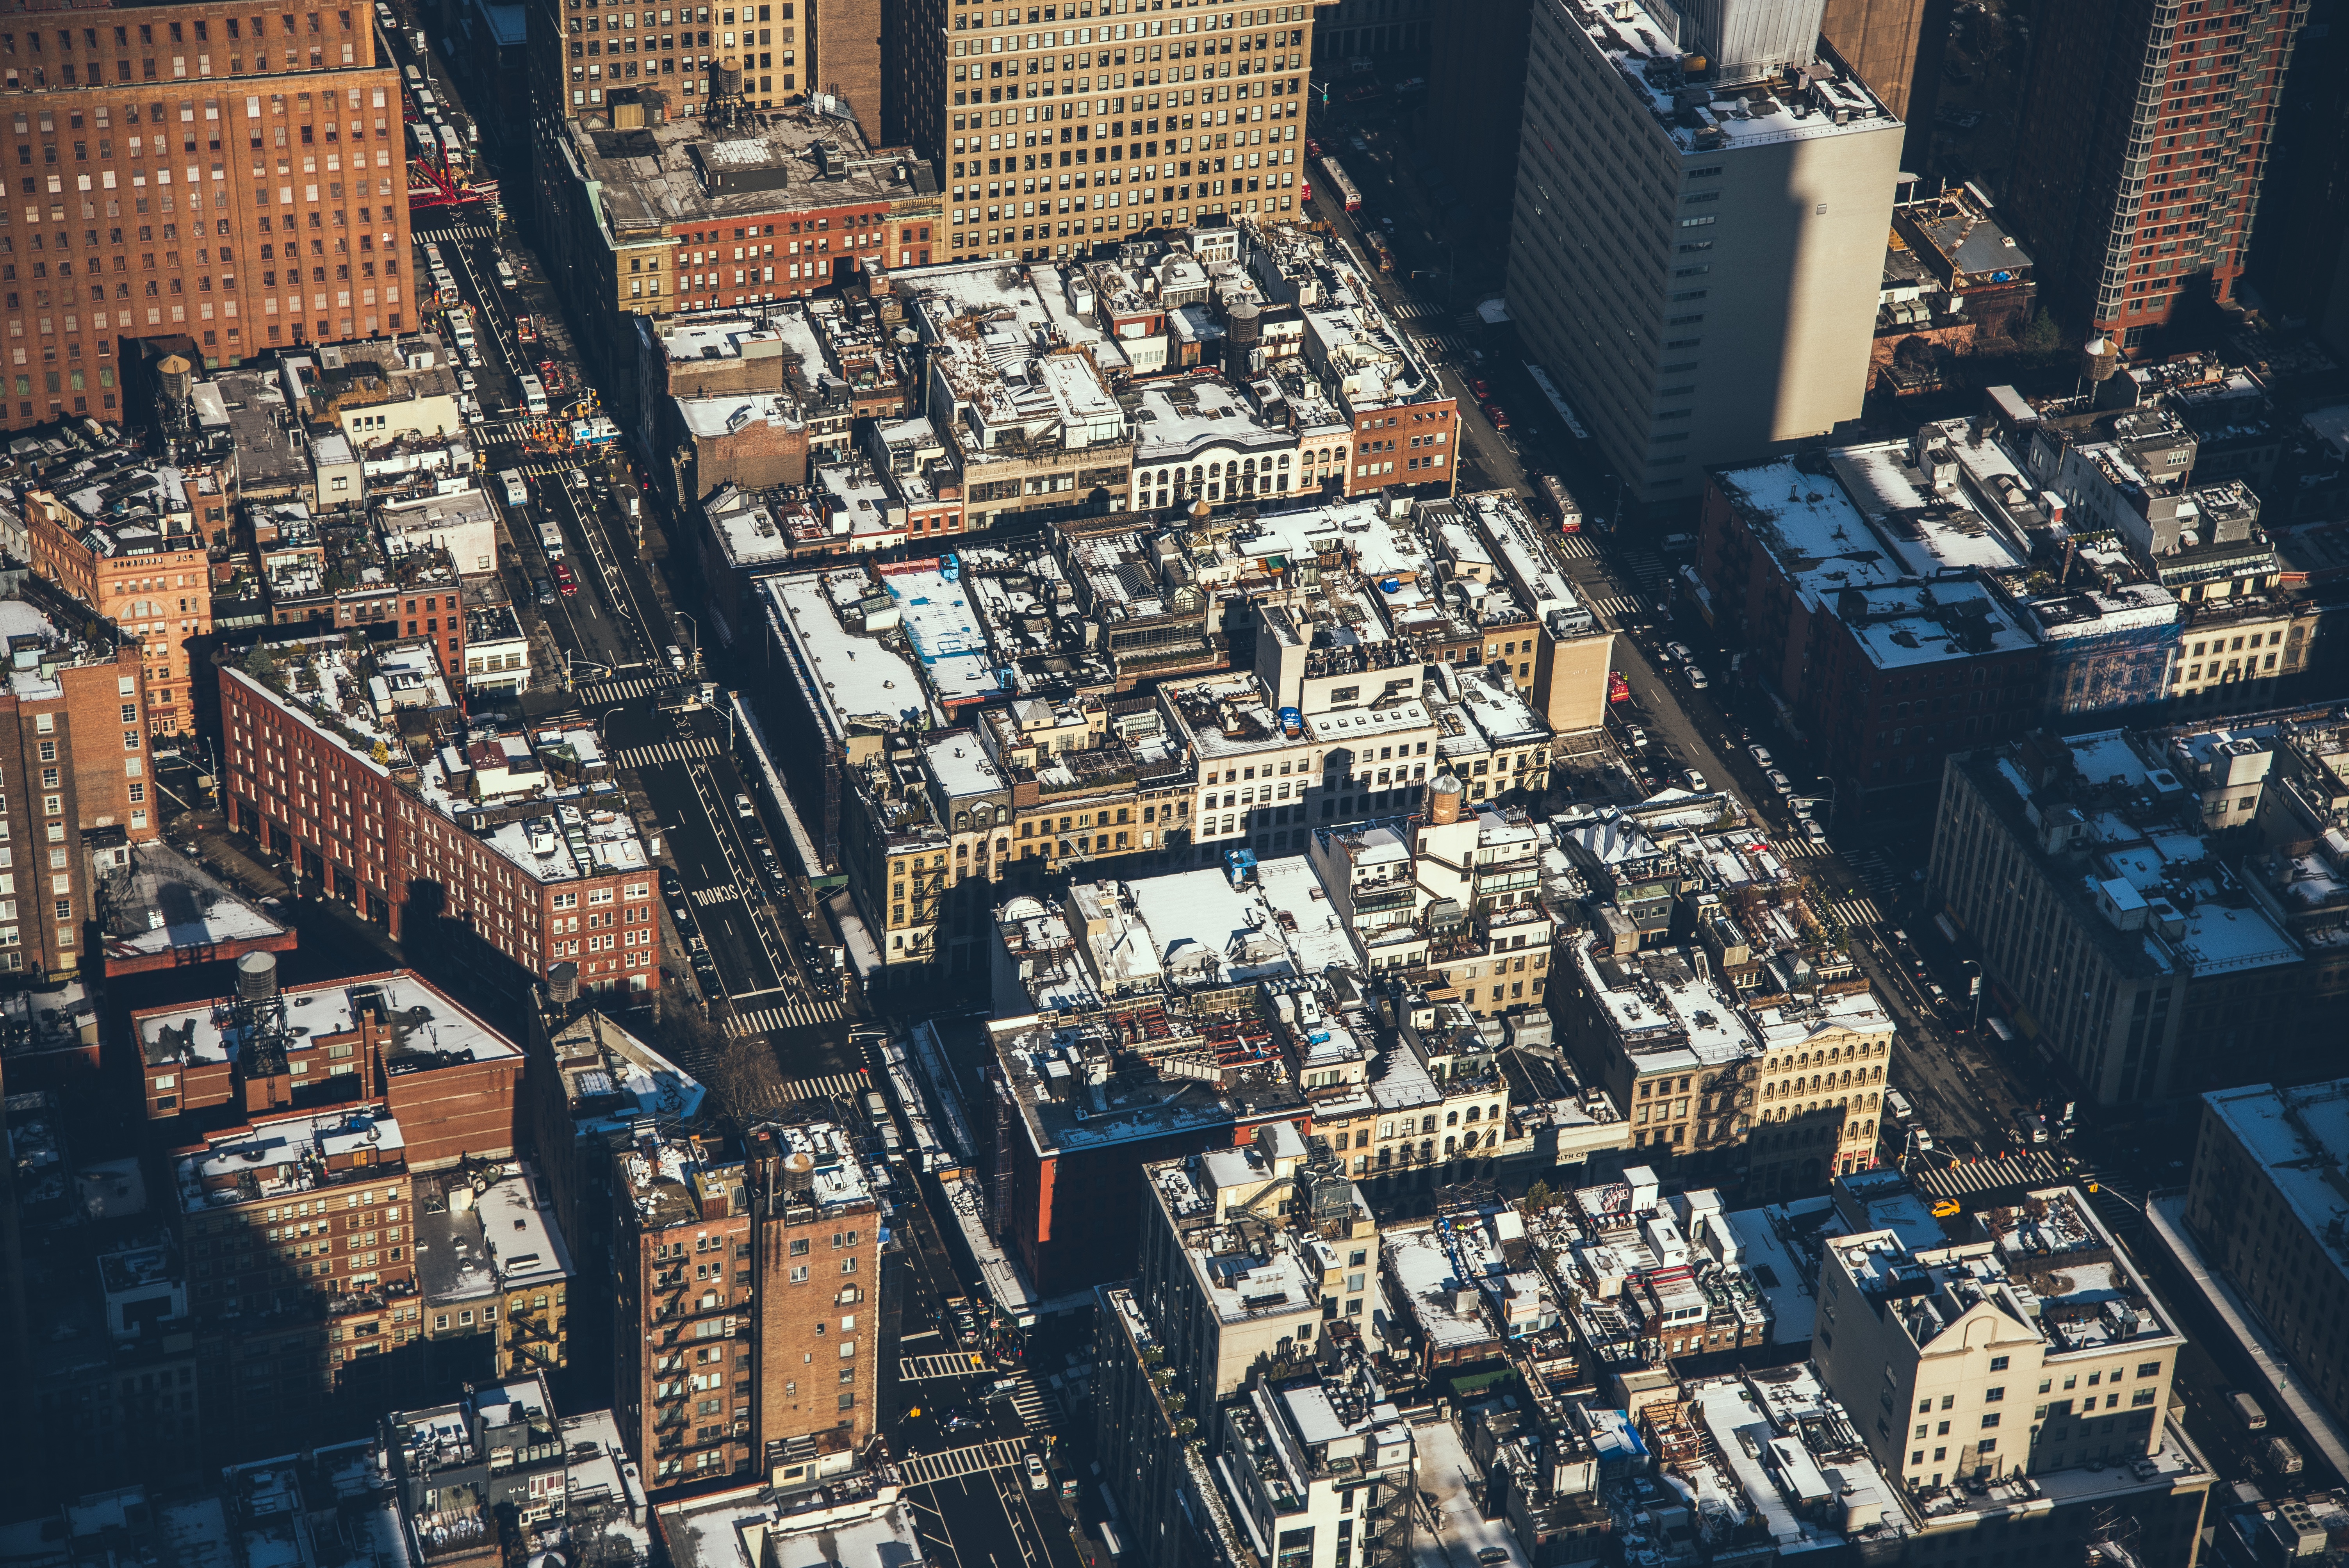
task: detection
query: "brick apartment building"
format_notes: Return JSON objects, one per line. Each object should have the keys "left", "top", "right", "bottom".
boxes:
{"left": 2003, "top": 0, "right": 2307, "bottom": 347}
{"left": 0, "top": 2, "right": 413, "bottom": 429}
{"left": 21, "top": 459, "right": 218, "bottom": 737}
{"left": 216, "top": 635, "right": 660, "bottom": 994}
{"left": 608, "top": 1115, "right": 881, "bottom": 1491}
{"left": 132, "top": 964, "right": 523, "bottom": 1167}
{"left": 536, "top": 97, "right": 937, "bottom": 383}
{"left": 0, "top": 577, "right": 156, "bottom": 976}
{"left": 916, "top": 0, "right": 1321, "bottom": 263}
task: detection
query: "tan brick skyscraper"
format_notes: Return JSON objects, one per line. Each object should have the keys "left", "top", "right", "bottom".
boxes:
{"left": 0, "top": 3, "right": 410, "bottom": 427}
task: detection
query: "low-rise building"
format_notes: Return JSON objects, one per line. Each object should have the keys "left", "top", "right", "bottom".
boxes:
{"left": 413, "top": 1165, "right": 573, "bottom": 1378}
{"left": 1816, "top": 1184, "right": 2195, "bottom": 1492}
{"left": 1210, "top": 1350, "right": 1417, "bottom": 1568}
{"left": 217, "top": 636, "right": 659, "bottom": 995}
{"left": 541, "top": 100, "right": 938, "bottom": 383}
{"left": 1927, "top": 725, "right": 2304, "bottom": 1103}
{"left": 894, "top": 258, "right": 1136, "bottom": 524}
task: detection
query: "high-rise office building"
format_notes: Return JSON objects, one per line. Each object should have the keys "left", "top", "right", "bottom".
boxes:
{"left": 905, "top": 0, "right": 1319, "bottom": 264}
{"left": 2002, "top": 0, "right": 2307, "bottom": 350}
{"left": 0, "top": 3, "right": 411, "bottom": 430}
{"left": 1509, "top": 0, "right": 1903, "bottom": 509}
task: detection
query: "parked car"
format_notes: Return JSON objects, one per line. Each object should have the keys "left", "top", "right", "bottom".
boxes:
{"left": 1748, "top": 745, "right": 1775, "bottom": 770}
{"left": 532, "top": 576, "right": 556, "bottom": 606}
{"left": 1802, "top": 819, "right": 1829, "bottom": 843}
{"left": 667, "top": 643, "right": 688, "bottom": 673}
{"left": 1024, "top": 1453, "right": 1050, "bottom": 1491}
{"left": 1625, "top": 725, "right": 1649, "bottom": 749}
{"left": 734, "top": 792, "right": 757, "bottom": 819}
{"left": 659, "top": 868, "right": 683, "bottom": 898}
{"left": 1683, "top": 769, "right": 1707, "bottom": 793}
{"left": 1686, "top": 666, "right": 1710, "bottom": 689}
{"left": 1665, "top": 641, "right": 1693, "bottom": 664}
{"left": 1768, "top": 769, "right": 1793, "bottom": 795}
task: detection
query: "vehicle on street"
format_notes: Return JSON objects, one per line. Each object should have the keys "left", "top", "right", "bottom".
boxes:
{"left": 1686, "top": 666, "right": 1710, "bottom": 689}
{"left": 1344, "top": 83, "right": 1383, "bottom": 103}
{"left": 1469, "top": 378, "right": 1490, "bottom": 399}
{"left": 539, "top": 521, "right": 565, "bottom": 557}
{"left": 1802, "top": 820, "right": 1828, "bottom": 843}
{"left": 1486, "top": 404, "right": 1511, "bottom": 429}
{"left": 532, "top": 576, "right": 556, "bottom": 606}
{"left": 667, "top": 643, "right": 688, "bottom": 672}
{"left": 735, "top": 793, "right": 757, "bottom": 819}
{"left": 498, "top": 468, "right": 528, "bottom": 507}
{"left": 2229, "top": 1392, "right": 2269, "bottom": 1430}
{"left": 1748, "top": 745, "right": 1775, "bottom": 769}
{"left": 2268, "top": 1436, "right": 2304, "bottom": 1475}
{"left": 552, "top": 561, "right": 578, "bottom": 595}
{"left": 1791, "top": 798, "right": 1814, "bottom": 821}
{"left": 456, "top": 367, "right": 478, "bottom": 392}
{"left": 495, "top": 260, "right": 519, "bottom": 289}
{"left": 1683, "top": 769, "right": 1707, "bottom": 793}
{"left": 1024, "top": 1453, "right": 1050, "bottom": 1491}
{"left": 1625, "top": 725, "right": 1649, "bottom": 749}
{"left": 1666, "top": 641, "right": 1693, "bottom": 663}
{"left": 1885, "top": 1090, "right": 1915, "bottom": 1124}
{"left": 1318, "top": 156, "right": 1363, "bottom": 212}
{"left": 1767, "top": 769, "right": 1793, "bottom": 795}
{"left": 2016, "top": 1110, "right": 2050, "bottom": 1145}
{"left": 1306, "top": 137, "right": 1323, "bottom": 156}
{"left": 519, "top": 373, "right": 549, "bottom": 414}
{"left": 457, "top": 394, "right": 481, "bottom": 423}
{"left": 659, "top": 868, "right": 683, "bottom": 898}
{"left": 1477, "top": 1552, "right": 1511, "bottom": 1567}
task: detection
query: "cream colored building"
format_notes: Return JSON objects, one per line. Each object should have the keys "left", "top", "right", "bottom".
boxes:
{"left": 1509, "top": 0, "right": 1903, "bottom": 506}
{"left": 1814, "top": 1186, "right": 2187, "bottom": 1490}
{"left": 1747, "top": 985, "right": 1894, "bottom": 1193}
{"left": 921, "top": 1, "right": 1321, "bottom": 264}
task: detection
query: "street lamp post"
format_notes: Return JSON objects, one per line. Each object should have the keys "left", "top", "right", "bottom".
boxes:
{"left": 1962, "top": 959, "right": 1984, "bottom": 1034}
{"left": 1813, "top": 776, "right": 1839, "bottom": 830}
{"left": 678, "top": 610, "right": 699, "bottom": 676}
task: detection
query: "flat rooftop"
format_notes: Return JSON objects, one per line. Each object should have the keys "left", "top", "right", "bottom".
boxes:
{"left": 765, "top": 565, "right": 940, "bottom": 741}
{"left": 1711, "top": 459, "right": 1905, "bottom": 610}
{"left": 136, "top": 968, "right": 519, "bottom": 1072}
{"left": 563, "top": 107, "right": 933, "bottom": 239}
{"left": 2199, "top": 1080, "right": 2349, "bottom": 1298}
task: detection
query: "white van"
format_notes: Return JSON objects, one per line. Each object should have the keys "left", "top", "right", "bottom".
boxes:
{"left": 519, "top": 374, "right": 548, "bottom": 414}
{"left": 1885, "top": 1089, "right": 1916, "bottom": 1125}
{"left": 494, "top": 260, "right": 518, "bottom": 290}
{"left": 539, "top": 521, "right": 565, "bottom": 557}
{"left": 498, "top": 469, "right": 528, "bottom": 507}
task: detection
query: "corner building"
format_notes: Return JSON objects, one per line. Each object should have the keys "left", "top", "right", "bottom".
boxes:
{"left": 0, "top": 3, "right": 412, "bottom": 428}
{"left": 929, "top": 0, "right": 1319, "bottom": 263}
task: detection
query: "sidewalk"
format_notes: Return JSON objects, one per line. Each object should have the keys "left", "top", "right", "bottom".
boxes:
{"left": 2146, "top": 1192, "right": 2349, "bottom": 1480}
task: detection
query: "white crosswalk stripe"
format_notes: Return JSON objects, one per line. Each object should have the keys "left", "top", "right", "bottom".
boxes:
{"left": 725, "top": 996, "right": 848, "bottom": 1036}
{"left": 1004, "top": 1369, "right": 1052, "bottom": 1435}
{"left": 1594, "top": 595, "right": 1647, "bottom": 623}
{"left": 613, "top": 737, "right": 722, "bottom": 768}
{"left": 576, "top": 676, "right": 673, "bottom": 704}
{"left": 900, "top": 1351, "right": 993, "bottom": 1381}
{"left": 896, "top": 1438, "right": 1029, "bottom": 1488}
{"left": 420, "top": 223, "right": 498, "bottom": 242}
{"left": 1453, "top": 309, "right": 1483, "bottom": 330}
{"left": 1412, "top": 331, "right": 1469, "bottom": 356}
{"left": 1390, "top": 299, "right": 1436, "bottom": 321}
{"left": 689, "top": 885, "right": 741, "bottom": 907}
{"left": 1618, "top": 549, "right": 1667, "bottom": 587}
{"left": 761, "top": 1069, "right": 868, "bottom": 1100}
{"left": 1554, "top": 533, "right": 1599, "bottom": 559}
{"left": 1766, "top": 834, "right": 1824, "bottom": 859}
{"left": 1826, "top": 896, "right": 1884, "bottom": 928}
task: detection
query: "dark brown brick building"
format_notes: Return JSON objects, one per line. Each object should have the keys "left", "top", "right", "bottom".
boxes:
{"left": 0, "top": 2, "right": 412, "bottom": 428}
